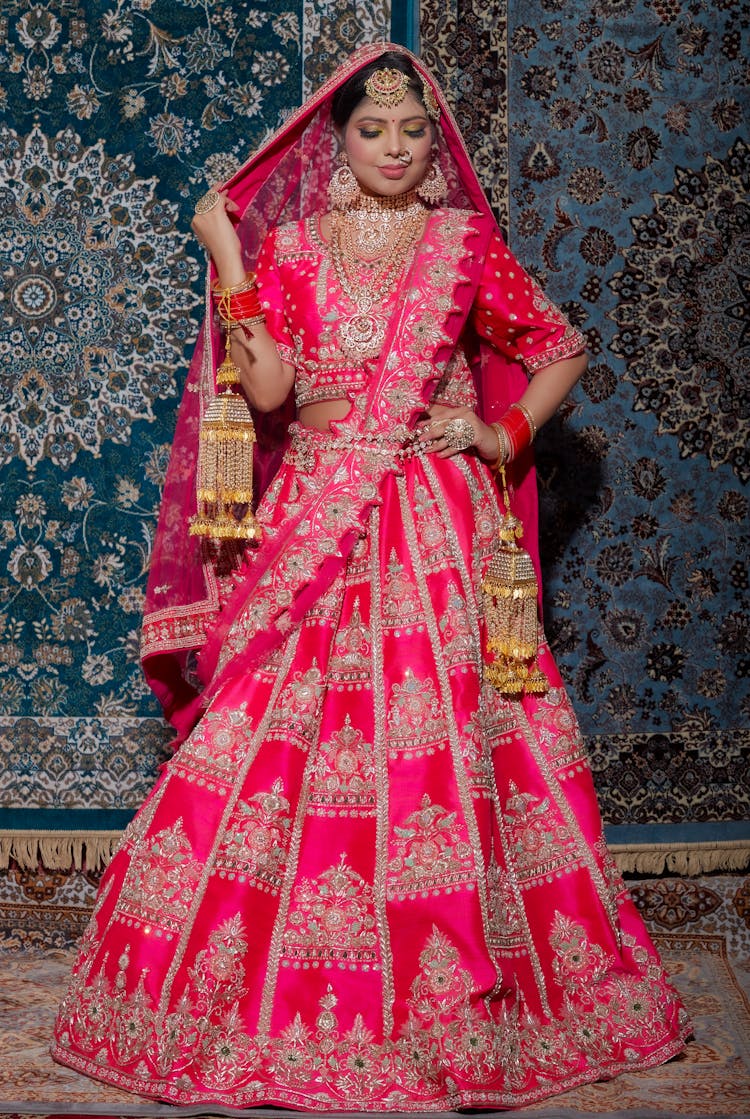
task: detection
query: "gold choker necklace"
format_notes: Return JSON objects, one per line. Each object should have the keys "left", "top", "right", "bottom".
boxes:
{"left": 336, "top": 191, "right": 425, "bottom": 260}
{"left": 354, "top": 189, "right": 419, "bottom": 212}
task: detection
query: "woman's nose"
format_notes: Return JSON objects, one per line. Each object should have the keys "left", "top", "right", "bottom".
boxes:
{"left": 384, "top": 127, "right": 402, "bottom": 154}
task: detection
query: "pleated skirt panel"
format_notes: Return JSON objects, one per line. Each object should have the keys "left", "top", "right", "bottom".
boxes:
{"left": 52, "top": 450, "right": 690, "bottom": 1110}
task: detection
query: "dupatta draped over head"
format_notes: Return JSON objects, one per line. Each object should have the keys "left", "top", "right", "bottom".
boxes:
{"left": 142, "top": 42, "right": 541, "bottom": 739}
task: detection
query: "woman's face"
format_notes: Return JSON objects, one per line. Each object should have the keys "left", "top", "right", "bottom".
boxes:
{"left": 341, "top": 90, "right": 433, "bottom": 199}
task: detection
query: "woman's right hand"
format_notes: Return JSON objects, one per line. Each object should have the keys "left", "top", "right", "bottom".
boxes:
{"left": 191, "top": 189, "right": 245, "bottom": 285}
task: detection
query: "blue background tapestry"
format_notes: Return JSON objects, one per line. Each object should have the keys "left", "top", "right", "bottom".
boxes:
{"left": 0, "top": 0, "right": 392, "bottom": 848}
{"left": 1, "top": 0, "right": 747, "bottom": 863}
{"left": 420, "top": 0, "right": 748, "bottom": 853}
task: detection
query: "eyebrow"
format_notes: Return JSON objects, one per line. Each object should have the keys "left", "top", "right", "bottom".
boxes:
{"left": 354, "top": 114, "right": 429, "bottom": 124}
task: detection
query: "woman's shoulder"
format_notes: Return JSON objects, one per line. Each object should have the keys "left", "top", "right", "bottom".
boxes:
{"left": 426, "top": 206, "right": 496, "bottom": 251}
{"left": 265, "top": 216, "right": 321, "bottom": 260}
{"left": 263, "top": 215, "right": 317, "bottom": 264}
{"left": 429, "top": 205, "right": 488, "bottom": 230}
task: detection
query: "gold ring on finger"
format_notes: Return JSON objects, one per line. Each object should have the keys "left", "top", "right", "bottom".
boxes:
{"left": 194, "top": 190, "right": 221, "bottom": 215}
{"left": 442, "top": 417, "right": 474, "bottom": 451}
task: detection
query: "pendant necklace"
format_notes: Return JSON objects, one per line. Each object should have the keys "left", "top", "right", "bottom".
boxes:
{"left": 329, "top": 190, "right": 427, "bottom": 362}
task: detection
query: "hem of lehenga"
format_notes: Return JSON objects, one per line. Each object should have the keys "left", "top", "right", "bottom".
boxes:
{"left": 49, "top": 1025, "right": 692, "bottom": 1113}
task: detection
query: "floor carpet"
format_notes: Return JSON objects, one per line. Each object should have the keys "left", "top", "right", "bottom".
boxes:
{"left": 1, "top": 869, "right": 748, "bottom": 1118}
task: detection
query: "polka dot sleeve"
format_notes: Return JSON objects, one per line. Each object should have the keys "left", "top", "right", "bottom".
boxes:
{"left": 471, "top": 230, "right": 586, "bottom": 373}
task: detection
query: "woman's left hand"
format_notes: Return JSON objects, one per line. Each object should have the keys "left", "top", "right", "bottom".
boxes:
{"left": 415, "top": 406, "right": 500, "bottom": 462}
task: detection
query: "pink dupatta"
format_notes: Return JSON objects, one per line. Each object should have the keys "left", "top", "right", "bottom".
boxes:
{"left": 141, "top": 43, "right": 540, "bottom": 739}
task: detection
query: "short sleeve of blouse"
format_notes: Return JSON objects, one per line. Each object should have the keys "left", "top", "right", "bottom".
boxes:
{"left": 471, "top": 230, "right": 586, "bottom": 373}
{"left": 255, "top": 227, "right": 297, "bottom": 367}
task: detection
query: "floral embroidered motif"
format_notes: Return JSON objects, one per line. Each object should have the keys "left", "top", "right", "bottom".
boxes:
{"left": 328, "top": 597, "right": 372, "bottom": 684}
{"left": 387, "top": 794, "right": 475, "bottom": 898}
{"left": 282, "top": 854, "right": 378, "bottom": 967}
{"left": 412, "top": 482, "right": 448, "bottom": 554}
{"left": 455, "top": 707, "right": 495, "bottom": 796}
{"left": 172, "top": 702, "right": 255, "bottom": 787}
{"left": 380, "top": 548, "right": 423, "bottom": 627}
{"left": 502, "top": 783, "right": 581, "bottom": 884}
{"left": 531, "top": 687, "right": 588, "bottom": 770}
{"left": 386, "top": 670, "right": 448, "bottom": 755}
{"left": 117, "top": 818, "right": 201, "bottom": 933}
{"left": 549, "top": 911, "right": 612, "bottom": 992}
{"left": 308, "top": 714, "right": 376, "bottom": 816}
{"left": 485, "top": 857, "right": 527, "bottom": 955}
{"left": 409, "top": 926, "right": 474, "bottom": 1019}
{"left": 188, "top": 914, "right": 249, "bottom": 1014}
{"left": 437, "top": 583, "right": 474, "bottom": 666}
{"left": 268, "top": 661, "right": 325, "bottom": 747}
{"left": 214, "top": 778, "right": 292, "bottom": 892}
{"left": 110, "top": 960, "right": 155, "bottom": 1066}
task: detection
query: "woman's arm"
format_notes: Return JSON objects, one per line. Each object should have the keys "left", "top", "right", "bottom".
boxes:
{"left": 515, "top": 350, "right": 588, "bottom": 430}
{"left": 421, "top": 350, "right": 586, "bottom": 464}
{"left": 420, "top": 225, "right": 588, "bottom": 461}
{"left": 191, "top": 192, "right": 295, "bottom": 412}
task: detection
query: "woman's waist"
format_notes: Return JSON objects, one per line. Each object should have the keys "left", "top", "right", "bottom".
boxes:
{"left": 294, "top": 367, "right": 368, "bottom": 412}
{"left": 286, "top": 420, "right": 425, "bottom": 464}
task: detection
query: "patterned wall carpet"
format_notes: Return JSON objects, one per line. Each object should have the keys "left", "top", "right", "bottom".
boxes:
{"left": 421, "top": 0, "right": 749, "bottom": 857}
{"left": 0, "top": 0, "right": 747, "bottom": 866}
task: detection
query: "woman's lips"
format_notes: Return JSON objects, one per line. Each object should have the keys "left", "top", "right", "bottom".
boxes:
{"left": 379, "top": 165, "right": 408, "bottom": 179}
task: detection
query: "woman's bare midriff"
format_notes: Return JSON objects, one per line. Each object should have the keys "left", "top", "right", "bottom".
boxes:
{"left": 298, "top": 399, "right": 352, "bottom": 431}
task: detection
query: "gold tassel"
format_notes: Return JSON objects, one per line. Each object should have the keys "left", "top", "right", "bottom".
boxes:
{"left": 483, "top": 466, "right": 548, "bottom": 696}
{"left": 189, "top": 320, "right": 262, "bottom": 542}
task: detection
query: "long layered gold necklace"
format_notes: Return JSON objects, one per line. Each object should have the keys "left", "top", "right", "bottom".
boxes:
{"left": 329, "top": 190, "right": 426, "bottom": 362}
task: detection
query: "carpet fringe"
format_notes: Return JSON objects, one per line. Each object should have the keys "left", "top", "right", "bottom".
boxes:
{"left": 0, "top": 831, "right": 122, "bottom": 871}
{"left": 609, "top": 839, "right": 750, "bottom": 875}
{"left": 1, "top": 829, "right": 749, "bottom": 876}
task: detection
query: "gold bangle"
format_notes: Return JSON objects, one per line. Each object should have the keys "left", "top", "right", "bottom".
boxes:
{"left": 232, "top": 315, "right": 267, "bottom": 331}
{"left": 211, "top": 271, "right": 257, "bottom": 297}
{"left": 490, "top": 422, "right": 511, "bottom": 470}
{"left": 510, "top": 401, "right": 537, "bottom": 443}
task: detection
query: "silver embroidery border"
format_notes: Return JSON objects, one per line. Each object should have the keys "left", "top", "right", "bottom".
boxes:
{"left": 156, "top": 626, "right": 303, "bottom": 1023}
{"left": 428, "top": 453, "right": 552, "bottom": 1013}
{"left": 395, "top": 471, "right": 492, "bottom": 940}
{"left": 368, "top": 503, "right": 396, "bottom": 1036}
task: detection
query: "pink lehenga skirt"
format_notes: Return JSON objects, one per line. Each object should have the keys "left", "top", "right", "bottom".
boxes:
{"left": 52, "top": 437, "right": 690, "bottom": 1111}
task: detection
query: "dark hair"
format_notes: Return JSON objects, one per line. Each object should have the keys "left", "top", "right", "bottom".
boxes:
{"left": 331, "top": 52, "right": 426, "bottom": 128}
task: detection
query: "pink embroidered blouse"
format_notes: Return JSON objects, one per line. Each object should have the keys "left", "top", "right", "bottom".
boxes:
{"left": 255, "top": 213, "right": 584, "bottom": 416}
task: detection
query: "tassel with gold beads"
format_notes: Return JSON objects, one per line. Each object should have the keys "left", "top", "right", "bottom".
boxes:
{"left": 189, "top": 278, "right": 264, "bottom": 542}
{"left": 482, "top": 465, "right": 548, "bottom": 696}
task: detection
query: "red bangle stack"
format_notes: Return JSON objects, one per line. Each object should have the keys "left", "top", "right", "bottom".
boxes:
{"left": 494, "top": 402, "right": 536, "bottom": 464}
{"left": 212, "top": 274, "right": 265, "bottom": 327}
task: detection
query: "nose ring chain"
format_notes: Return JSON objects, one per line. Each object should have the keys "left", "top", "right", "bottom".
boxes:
{"left": 397, "top": 149, "right": 413, "bottom": 165}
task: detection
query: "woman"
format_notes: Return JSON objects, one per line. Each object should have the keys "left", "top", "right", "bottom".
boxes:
{"left": 52, "top": 44, "right": 689, "bottom": 1110}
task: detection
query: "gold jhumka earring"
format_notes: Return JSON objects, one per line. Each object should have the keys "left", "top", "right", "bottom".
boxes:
{"left": 328, "top": 152, "right": 361, "bottom": 210}
{"left": 416, "top": 153, "right": 448, "bottom": 205}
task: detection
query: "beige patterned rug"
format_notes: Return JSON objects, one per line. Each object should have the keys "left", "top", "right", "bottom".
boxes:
{"left": 1, "top": 873, "right": 749, "bottom": 1117}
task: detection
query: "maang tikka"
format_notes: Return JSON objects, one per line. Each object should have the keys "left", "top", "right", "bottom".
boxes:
{"left": 364, "top": 68, "right": 410, "bottom": 109}
{"left": 328, "top": 151, "right": 361, "bottom": 210}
